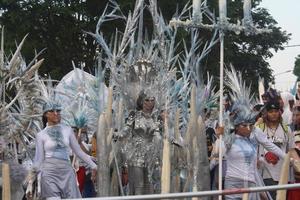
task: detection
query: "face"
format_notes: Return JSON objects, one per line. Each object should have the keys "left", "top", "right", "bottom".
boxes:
{"left": 236, "top": 123, "right": 254, "bottom": 137}
{"left": 266, "top": 109, "right": 281, "bottom": 123}
{"left": 292, "top": 110, "right": 300, "bottom": 126}
{"left": 45, "top": 109, "right": 61, "bottom": 125}
{"left": 262, "top": 95, "right": 268, "bottom": 104}
{"left": 278, "top": 97, "right": 284, "bottom": 109}
{"left": 223, "top": 99, "right": 230, "bottom": 109}
{"left": 142, "top": 97, "right": 155, "bottom": 113}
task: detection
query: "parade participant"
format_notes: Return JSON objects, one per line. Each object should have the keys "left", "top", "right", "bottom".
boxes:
{"left": 287, "top": 133, "right": 300, "bottom": 199}
{"left": 295, "top": 81, "right": 300, "bottom": 104}
{"left": 27, "top": 101, "right": 97, "bottom": 199}
{"left": 115, "top": 91, "right": 162, "bottom": 195}
{"left": 218, "top": 67, "right": 286, "bottom": 200}
{"left": 219, "top": 103, "right": 286, "bottom": 200}
{"left": 257, "top": 101, "right": 294, "bottom": 199}
{"left": 73, "top": 127, "right": 96, "bottom": 197}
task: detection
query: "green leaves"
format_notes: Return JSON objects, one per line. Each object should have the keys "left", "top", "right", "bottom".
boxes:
{"left": 0, "top": 0, "right": 290, "bottom": 94}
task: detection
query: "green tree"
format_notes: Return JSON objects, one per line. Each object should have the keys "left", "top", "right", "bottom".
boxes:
{"left": 0, "top": 0, "right": 290, "bottom": 94}
{"left": 201, "top": 0, "right": 290, "bottom": 93}
{"left": 293, "top": 55, "right": 300, "bottom": 80}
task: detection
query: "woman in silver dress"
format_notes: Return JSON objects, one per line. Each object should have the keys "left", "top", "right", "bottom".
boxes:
{"left": 116, "top": 91, "right": 162, "bottom": 195}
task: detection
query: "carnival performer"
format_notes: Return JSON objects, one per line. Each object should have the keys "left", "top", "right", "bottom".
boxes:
{"left": 27, "top": 101, "right": 97, "bottom": 199}
{"left": 257, "top": 100, "right": 294, "bottom": 199}
{"left": 217, "top": 67, "right": 286, "bottom": 200}
{"left": 218, "top": 105, "right": 286, "bottom": 200}
{"left": 115, "top": 91, "right": 162, "bottom": 195}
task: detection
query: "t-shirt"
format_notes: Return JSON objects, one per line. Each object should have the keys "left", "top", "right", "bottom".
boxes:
{"left": 257, "top": 123, "right": 294, "bottom": 181}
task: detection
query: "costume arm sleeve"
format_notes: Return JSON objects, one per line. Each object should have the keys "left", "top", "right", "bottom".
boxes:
{"left": 69, "top": 129, "right": 97, "bottom": 169}
{"left": 254, "top": 127, "right": 285, "bottom": 159}
{"left": 33, "top": 132, "right": 45, "bottom": 171}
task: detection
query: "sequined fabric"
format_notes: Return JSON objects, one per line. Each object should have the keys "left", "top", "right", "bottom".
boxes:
{"left": 123, "top": 111, "right": 161, "bottom": 168}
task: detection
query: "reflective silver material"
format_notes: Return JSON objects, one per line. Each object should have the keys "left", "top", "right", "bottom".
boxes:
{"left": 118, "top": 110, "right": 162, "bottom": 195}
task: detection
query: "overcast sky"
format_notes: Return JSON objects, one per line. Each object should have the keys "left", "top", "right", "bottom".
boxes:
{"left": 259, "top": 0, "right": 300, "bottom": 92}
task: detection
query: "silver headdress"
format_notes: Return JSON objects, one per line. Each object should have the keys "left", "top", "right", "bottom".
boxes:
{"left": 224, "top": 66, "right": 259, "bottom": 148}
{"left": 225, "top": 66, "right": 258, "bottom": 125}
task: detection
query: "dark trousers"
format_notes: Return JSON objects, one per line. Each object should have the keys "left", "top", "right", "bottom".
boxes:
{"left": 263, "top": 178, "right": 278, "bottom": 200}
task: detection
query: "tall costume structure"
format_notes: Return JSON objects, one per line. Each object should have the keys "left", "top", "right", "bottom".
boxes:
{"left": 0, "top": 29, "right": 45, "bottom": 199}
{"left": 86, "top": 0, "right": 218, "bottom": 197}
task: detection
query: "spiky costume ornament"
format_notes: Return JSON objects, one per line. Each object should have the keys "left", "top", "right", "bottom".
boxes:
{"left": 86, "top": 0, "right": 219, "bottom": 197}
{"left": 55, "top": 67, "right": 108, "bottom": 132}
{"left": 223, "top": 66, "right": 259, "bottom": 149}
{"left": 0, "top": 29, "right": 45, "bottom": 199}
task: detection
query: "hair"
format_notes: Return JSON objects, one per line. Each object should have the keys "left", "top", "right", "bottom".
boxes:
{"left": 293, "top": 105, "right": 300, "bottom": 113}
{"left": 42, "top": 113, "right": 48, "bottom": 128}
{"left": 136, "top": 92, "right": 147, "bottom": 111}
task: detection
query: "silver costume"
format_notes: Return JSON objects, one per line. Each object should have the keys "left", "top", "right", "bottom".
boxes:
{"left": 120, "top": 110, "right": 162, "bottom": 195}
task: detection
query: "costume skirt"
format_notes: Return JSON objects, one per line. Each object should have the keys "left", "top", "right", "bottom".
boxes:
{"left": 225, "top": 177, "right": 259, "bottom": 200}
{"left": 40, "top": 158, "right": 81, "bottom": 199}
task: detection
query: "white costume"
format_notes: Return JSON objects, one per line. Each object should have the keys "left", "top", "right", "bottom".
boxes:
{"left": 34, "top": 123, "right": 96, "bottom": 199}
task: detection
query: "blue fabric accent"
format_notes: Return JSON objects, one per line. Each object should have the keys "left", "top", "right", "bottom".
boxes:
{"left": 46, "top": 126, "right": 67, "bottom": 148}
{"left": 53, "top": 147, "right": 70, "bottom": 161}
{"left": 46, "top": 125, "right": 70, "bottom": 160}
{"left": 235, "top": 137, "right": 256, "bottom": 165}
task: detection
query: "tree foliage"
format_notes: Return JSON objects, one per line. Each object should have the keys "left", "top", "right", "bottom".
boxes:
{"left": 0, "top": 0, "right": 290, "bottom": 93}
{"left": 293, "top": 55, "right": 300, "bottom": 80}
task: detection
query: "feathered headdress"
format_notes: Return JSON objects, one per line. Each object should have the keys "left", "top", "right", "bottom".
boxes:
{"left": 225, "top": 66, "right": 258, "bottom": 126}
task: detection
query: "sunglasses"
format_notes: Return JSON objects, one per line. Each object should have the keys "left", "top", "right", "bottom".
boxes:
{"left": 144, "top": 98, "right": 155, "bottom": 102}
{"left": 47, "top": 109, "right": 61, "bottom": 113}
{"left": 239, "top": 123, "right": 254, "bottom": 129}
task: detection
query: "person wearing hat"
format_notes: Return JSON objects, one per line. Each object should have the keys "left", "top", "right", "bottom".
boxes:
{"left": 26, "top": 101, "right": 97, "bottom": 199}
{"left": 257, "top": 100, "right": 294, "bottom": 199}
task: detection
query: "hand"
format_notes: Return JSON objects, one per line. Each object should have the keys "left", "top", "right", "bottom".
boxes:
{"left": 26, "top": 191, "right": 33, "bottom": 200}
{"left": 215, "top": 126, "right": 224, "bottom": 136}
{"left": 265, "top": 152, "right": 279, "bottom": 165}
{"left": 91, "top": 169, "right": 97, "bottom": 183}
{"left": 91, "top": 156, "right": 97, "bottom": 163}
{"left": 113, "top": 132, "right": 121, "bottom": 141}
